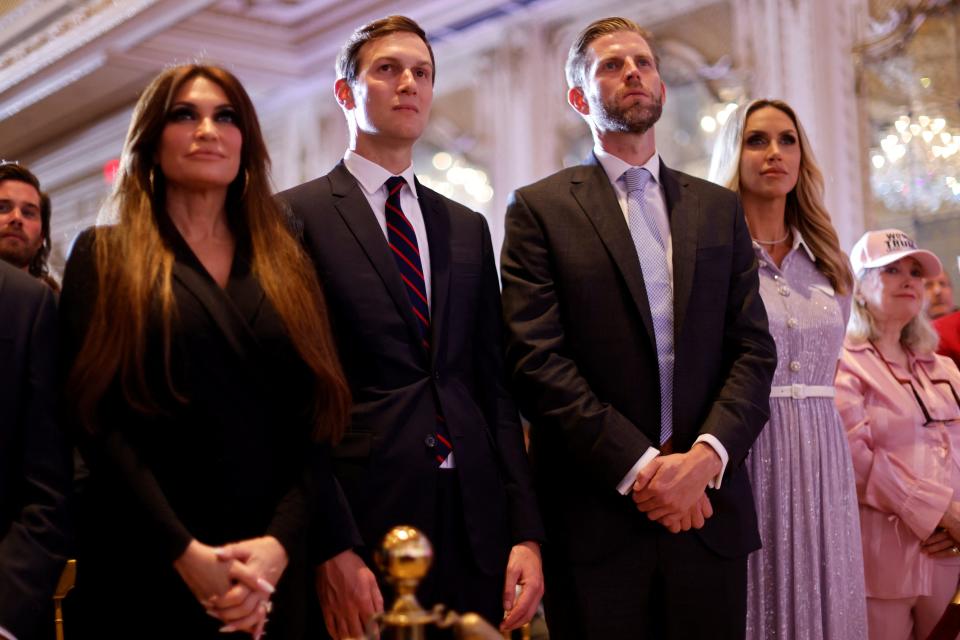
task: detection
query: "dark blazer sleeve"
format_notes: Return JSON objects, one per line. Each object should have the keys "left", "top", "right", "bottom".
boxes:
{"left": 501, "top": 189, "right": 654, "bottom": 490}
{"left": 60, "top": 229, "right": 193, "bottom": 562}
{"left": 0, "top": 268, "right": 71, "bottom": 639}
{"left": 695, "top": 197, "right": 775, "bottom": 472}
{"left": 473, "top": 214, "right": 544, "bottom": 544}
{"left": 268, "top": 442, "right": 361, "bottom": 563}
{"left": 276, "top": 188, "right": 364, "bottom": 564}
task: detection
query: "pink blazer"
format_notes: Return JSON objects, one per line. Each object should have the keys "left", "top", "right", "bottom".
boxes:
{"left": 835, "top": 338, "right": 960, "bottom": 599}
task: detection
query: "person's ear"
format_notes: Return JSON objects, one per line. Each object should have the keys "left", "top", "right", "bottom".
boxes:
{"left": 568, "top": 86, "right": 589, "bottom": 115}
{"left": 335, "top": 79, "right": 355, "bottom": 110}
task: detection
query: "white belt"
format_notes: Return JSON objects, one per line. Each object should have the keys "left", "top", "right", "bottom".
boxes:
{"left": 770, "top": 384, "right": 835, "bottom": 400}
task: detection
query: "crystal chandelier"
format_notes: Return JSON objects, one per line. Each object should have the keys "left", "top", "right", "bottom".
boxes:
{"left": 870, "top": 113, "right": 960, "bottom": 213}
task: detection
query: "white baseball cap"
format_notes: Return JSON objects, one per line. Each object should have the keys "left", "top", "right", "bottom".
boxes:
{"left": 850, "top": 228, "right": 942, "bottom": 277}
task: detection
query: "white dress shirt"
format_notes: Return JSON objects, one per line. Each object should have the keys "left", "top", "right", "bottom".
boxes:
{"left": 592, "top": 146, "right": 729, "bottom": 494}
{"left": 344, "top": 150, "right": 432, "bottom": 308}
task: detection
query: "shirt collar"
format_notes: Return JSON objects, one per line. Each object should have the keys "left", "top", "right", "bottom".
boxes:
{"left": 593, "top": 145, "right": 661, "bottom": 188}
{"left": 844, "top": 337, "right": 937, "bottom": 363}
{"left": 791, "top": 226, "right": 816, "bottom": 262}
{"left": 344, "top": 150, "right": 420, "bottom": 200}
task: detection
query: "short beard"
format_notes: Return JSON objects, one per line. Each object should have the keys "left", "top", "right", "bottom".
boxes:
{"left": 594, "top": 91, "right": 663, "bottom": 134}
{"left": 0, "top": 242, "right": 38, "bottom": 270}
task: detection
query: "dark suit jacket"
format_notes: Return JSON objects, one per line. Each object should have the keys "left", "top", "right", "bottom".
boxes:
{"left": 59, "top": 226, "right": 353, "bottom": 639}
{"left": 0, "top": 260, "right": 71, "bottom": 639}
{"left": 279, "top": 162, "right": 543, "bottom": 576}
{"left": 501, "top": 156, "right": 776, "bottom": 563}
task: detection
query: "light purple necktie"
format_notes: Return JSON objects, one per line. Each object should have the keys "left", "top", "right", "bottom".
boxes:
{"left": 624, "top": 167, "right": 673, "bottom": 445}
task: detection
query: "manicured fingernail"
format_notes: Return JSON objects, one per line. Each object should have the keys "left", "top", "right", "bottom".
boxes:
{"left": 256, "top": 577, "right": 275, "bottom": 594}
{"left": 213, "top": 547, "right": 226, "bottom": 559}
{"left": 219, "top": 624, "right": 236, "bottom": 633}
{"left": 206, "top": 610, "right": 220, "bottom": 619}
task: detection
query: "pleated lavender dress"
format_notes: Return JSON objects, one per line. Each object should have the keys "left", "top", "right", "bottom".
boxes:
{"left": 745, "top": 236, "right": 867, "bottom": 640}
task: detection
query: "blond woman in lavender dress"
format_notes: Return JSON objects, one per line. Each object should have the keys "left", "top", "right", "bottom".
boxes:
{"left": 709, "top": 99, "right": 867, "bottom": 639}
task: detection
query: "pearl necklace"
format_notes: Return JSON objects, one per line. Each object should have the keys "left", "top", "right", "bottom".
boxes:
{"left": 753, "top": 230, "right": 790, "bottom": 246}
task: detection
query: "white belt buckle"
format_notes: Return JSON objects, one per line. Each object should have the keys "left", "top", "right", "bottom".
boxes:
{"left": 791, "top": 383, "right": 805, "bottom": 400}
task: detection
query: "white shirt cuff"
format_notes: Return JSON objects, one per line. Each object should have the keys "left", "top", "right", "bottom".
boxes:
{"left": 616, "top": 446, "right": 660, "bottom": 495}
{"left": 0, "top": 623, "right": 18, "bottom": 640}
{"left": 694, "top": 434, "right": 728, "bottom": 489}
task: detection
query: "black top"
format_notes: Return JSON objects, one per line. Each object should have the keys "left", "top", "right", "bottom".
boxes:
{"left": 59, "top": 222, "right": 353, "bottom": 639}
{"left": 0, "top": 260, "right": 71, "bottom": 640}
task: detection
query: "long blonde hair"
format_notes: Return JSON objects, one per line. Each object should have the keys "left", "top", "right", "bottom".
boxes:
{"left": 708, "top": 99, "right": 853, "bottom": 295}
{"left": 68, "top": 64, "right": 350, "bottom": 442}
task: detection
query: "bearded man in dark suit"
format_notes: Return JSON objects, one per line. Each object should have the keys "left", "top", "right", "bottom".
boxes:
{"left": 500, "top": 16, "right": 776, "bottom": 640}
{"left": 0, "top": 259, "right": 71, "bottom": 639}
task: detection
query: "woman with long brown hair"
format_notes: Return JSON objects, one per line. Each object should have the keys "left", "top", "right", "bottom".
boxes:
{"left": 60, "top": 64, "right": 353, "bottom": 638}
{"left": 709, "top": 99, "right": 866, "bottom": 639}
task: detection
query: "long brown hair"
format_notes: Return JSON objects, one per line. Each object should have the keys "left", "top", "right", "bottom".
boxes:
{"left": 708, "top": 98, "right": 854, "bottom": 295}
{"left": 68, "top": 64, "right": 350, "bottom": 442}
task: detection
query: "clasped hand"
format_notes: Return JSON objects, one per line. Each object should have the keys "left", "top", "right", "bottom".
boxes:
{"left": 173, "top": 536, "right": 287, "bottom": 638}
{"left": 631, "top": 444, "right": 721, "bottom": 533}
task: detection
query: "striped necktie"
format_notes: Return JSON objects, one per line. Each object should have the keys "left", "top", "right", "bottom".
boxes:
{"left": 384, "top": 176, "right": 453, "bottom": 464}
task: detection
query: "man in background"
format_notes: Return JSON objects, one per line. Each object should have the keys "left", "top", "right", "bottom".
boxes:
{"left": 0, "top": 259, "right": 72, "bottom": 639}
{"left": 0, "top": 163, "right": 58, "bottom": 292}
{"left": 926, "top": 269, "right": 956, "bottom": 319}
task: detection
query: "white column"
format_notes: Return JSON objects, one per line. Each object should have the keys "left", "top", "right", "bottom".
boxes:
{"left": 731, "top": 0, "right": 868, "bottom": 249}
{"left": 264, "top": 95, "right": 345, "bottom": 192}
{"left": 476, "top": 23, "right": 566, "bottom": 259}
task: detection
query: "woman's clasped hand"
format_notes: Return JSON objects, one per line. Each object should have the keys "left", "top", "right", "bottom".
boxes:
{"left": 174, "top": 537, "right": 288, "bottom": 637}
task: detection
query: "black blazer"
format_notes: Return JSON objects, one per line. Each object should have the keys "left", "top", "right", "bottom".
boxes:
{"left": 59, "top": 226, "right": 354, "bottom": 639}
{"left": 0, "top": 261, "right": 70, "bottom": 640}
{"left": 279, "top": 162, "right": 543, "bottom": 576}
{"left": 501, "top": 156, "right": 776, "bottom": 562}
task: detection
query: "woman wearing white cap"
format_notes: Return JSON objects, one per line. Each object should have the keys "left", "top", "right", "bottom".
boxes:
{"left": 836, "top": 228, "right": 960, "bottom": 640}
{"left": 710, "top": 99, "right": 866, "bottom": 640}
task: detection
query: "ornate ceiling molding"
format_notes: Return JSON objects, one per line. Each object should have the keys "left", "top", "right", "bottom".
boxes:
{"left": 855, "top": 0, "right": 960, "bottom": 60}
{"left": 0, "top": 0, "right": 157, "bottom": 94}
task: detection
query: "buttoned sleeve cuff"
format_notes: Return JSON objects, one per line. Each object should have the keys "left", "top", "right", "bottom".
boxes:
{"left": 616, "top": 446, "right": 660, "bottom": 495}
{"left": 695, "top": 434, "right": 729, "bottom": 489}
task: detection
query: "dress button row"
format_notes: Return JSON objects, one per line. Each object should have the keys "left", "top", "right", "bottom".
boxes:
{"left": 778, "top": 286, "right": 790, "bottom": 297}
{"left": 789, "top": 360, "right": 801, "bottom": 372}
{"left": 787, "top": 317, "right": 799, "bottom": 329}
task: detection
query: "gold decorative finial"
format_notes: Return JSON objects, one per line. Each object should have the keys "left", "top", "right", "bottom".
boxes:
{"left": 375, "top": 525, "right": 436, "bottom": 629}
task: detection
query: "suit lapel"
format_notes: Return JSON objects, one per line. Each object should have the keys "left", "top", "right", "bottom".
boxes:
{"left": 417, "top": 181, "right": 450, "bottom": 365}
{"left": 571, "top": 156, "right": 656, "bottom": 347}
{"left": 328, "top": 162, "right": 425, "bottom": 350}
{"left": 661, "top": 161, "right": 699, "bottom": 336}
{"left": 170, "top": 262, "right": 266, "bottom": 363}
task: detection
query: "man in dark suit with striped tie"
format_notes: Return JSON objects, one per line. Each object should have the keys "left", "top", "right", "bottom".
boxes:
{"left": 278, "top": 15, "right": 544, "bottom": 640}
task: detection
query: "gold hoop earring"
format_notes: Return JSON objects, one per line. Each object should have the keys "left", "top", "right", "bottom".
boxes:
{"left": 241, "top": 169, "right": 250, "bottom": 200}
